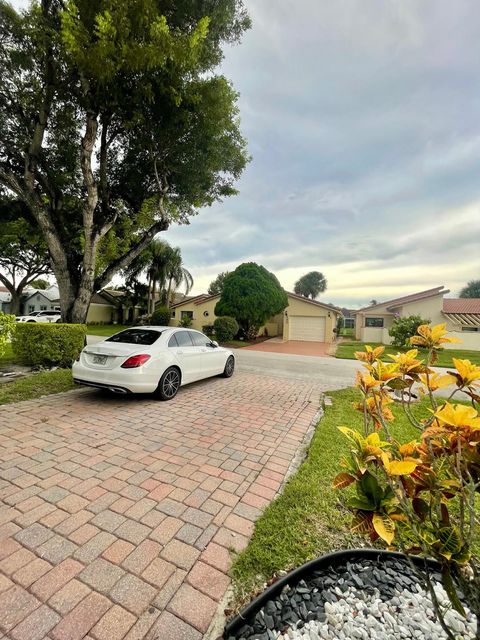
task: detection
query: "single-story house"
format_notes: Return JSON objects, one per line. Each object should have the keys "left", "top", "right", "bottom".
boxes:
{"left": 353, "top": 286, "right": 480, "bottom": 350}
{"left": 1, "top": 285, "right": 142, "bottom": 324}
{"left": 169, "top": 292, "right": 342, "bottom": 343}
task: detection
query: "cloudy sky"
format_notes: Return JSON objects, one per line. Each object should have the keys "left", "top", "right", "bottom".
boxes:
{"left": 12, "top": 0, "right": 480, "bottom": 307}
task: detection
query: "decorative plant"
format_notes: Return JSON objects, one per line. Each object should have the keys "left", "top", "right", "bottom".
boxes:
{"left": 0, "top": 312, "right": 16, "bottom": 360}
{"left": 388, "top": 314, "right": 430, "bottom": 347}
{"left": 334, "top": 324, "right": 480, "bottom": 639}
{"left": 179, "top": 315, "right": 193, "bottom": 328}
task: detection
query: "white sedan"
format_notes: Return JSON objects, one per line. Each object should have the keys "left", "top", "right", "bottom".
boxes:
{"left": 16, "top": 310, "right": 62, "bottom": 323}
{"left": 72, "top": 326, "right": 235, "bottom": 400}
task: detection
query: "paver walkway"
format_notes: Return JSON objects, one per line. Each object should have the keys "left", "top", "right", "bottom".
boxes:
{"left": 0, "top": 372, "right": 323, "bottom": 640}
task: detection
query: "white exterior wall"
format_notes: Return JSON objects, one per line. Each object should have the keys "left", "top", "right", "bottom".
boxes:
{"left": 398, "top": 295, "right": 445, "bottom": 326}
{"left": 443, "top": 331, "right": 480, "bottom": 351}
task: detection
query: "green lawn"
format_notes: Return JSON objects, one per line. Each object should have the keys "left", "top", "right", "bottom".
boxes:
{"left": 231, "top": 387, "right": 479, "bottom": 609}
{"left": 0, "top": 369, "right": 74, "bottom": 405}
{"left": 335, "top": 341, "right": 480, "bottom": 368}
{"left": 85, "top": 324, "right": 130, "bottom": 337}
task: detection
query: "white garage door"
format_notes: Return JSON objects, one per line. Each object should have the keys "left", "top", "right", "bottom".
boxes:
{"left": 289, "top": 316, "right": 326, "bottom": 341}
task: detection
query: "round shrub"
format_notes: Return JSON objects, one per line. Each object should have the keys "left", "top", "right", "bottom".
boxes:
{"left": 12, "top": 323, "right": 87, "bottom": 368}
{"left": 214, "top": 316, "right": 239, "bottom": 343}
{"left": 389, "top": 315, "right": 430, "bottom": 347}
{"left": 151, "top": 305, "right": 171, "bottom": 326}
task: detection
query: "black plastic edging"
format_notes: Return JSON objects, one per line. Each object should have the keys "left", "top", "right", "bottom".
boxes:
{"left": 224, "top": 548, "right": 440, "bottom": 638}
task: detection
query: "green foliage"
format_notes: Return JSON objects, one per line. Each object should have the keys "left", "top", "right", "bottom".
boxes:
{"left": 202, "top": 324, "right": 214, "bottom": 337}
{"left": 388, "top": 315, "right": 430, "bottom": 347}
{"left": 0, "top": 0, "right": 250, "bottom": 321}
{"left": 294, "top": 271, "right": 327, "bottom": 299}
{"left": 151, "top": 305, "right": 171, "bottom": 326}
{"left": 214, "top": 316, "right": 239, "bottom": 342}
{"left": 29, "top": 279, "right": 50, "bottom": 290}
{"left": 215, "top": 263, "right": 288, "bottom": 339}
{"left": 460, "top": 280, "right": 480, "bottom": 298}
{"left": 0, "top": 312, "right": 16, "bottom": 360}
{"left": 208, "top": 271, "right": 229, "bottom": 296}
{"left": 12, "top": 324, "right": 87, "bottom": 368}
{"left": 179, "top": 315, "right": 193, "bottom": 328}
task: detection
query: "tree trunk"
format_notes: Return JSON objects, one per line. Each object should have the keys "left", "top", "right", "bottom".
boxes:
{"left": 9, "top": 291, "right": 21, "bottom": 316}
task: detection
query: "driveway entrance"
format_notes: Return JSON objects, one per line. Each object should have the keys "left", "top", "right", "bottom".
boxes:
{"left": 0, "top": 372, "right": 323, "bottom": 639}
{"left": 243, "top": 338, "right": 332, "bottom": 357}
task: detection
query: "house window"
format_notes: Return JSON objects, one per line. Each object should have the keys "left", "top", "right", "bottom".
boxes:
{"left": 40, "top": 305, "right": 48, "bottom": 311}
{"left": 28, "top": 305, "right": 35, "bottom": 313}
{"left": 171, "top": 311, "right": 176, "bottom": 318}
{"left": 461, "top": 326, "right": 479, "bottom": 332}
{"left": 365, "top": 317, "right": 384, "bottom": 328}
{"left": 181, "top": 311, "right": 193, "bottom": 319}
{"left": 203, "top": 311, "right": 209, "bottom": 317}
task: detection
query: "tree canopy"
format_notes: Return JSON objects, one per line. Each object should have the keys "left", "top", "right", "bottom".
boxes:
{"left": 460, "top": 280, "right": 480, "bottom": 299}
{"left": 208, "top": 271, "right": 229, "bottom": 296}
{"left": 215, "top": 263, "right": 288, "bottom": 338}
{"left": 0, "top": 0, "right": 250, "bottom": 322}
{"left": 293, "top": 271, "right": 327, "bottom": 299}
{"left": 0, "top": 197, "right": 51, "bottom": 314}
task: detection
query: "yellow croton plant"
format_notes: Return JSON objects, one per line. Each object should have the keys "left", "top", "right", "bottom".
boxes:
{"left": 334, "top": 324, "right": 480, "bottom": 620}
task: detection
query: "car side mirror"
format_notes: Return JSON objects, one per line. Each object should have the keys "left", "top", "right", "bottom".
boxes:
{"left": 211, "top": 341, "right": 219, "bottom": 348}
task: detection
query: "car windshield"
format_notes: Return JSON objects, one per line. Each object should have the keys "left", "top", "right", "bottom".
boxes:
{"left": 106, "top": 329, "right": 161, "bottom": 345}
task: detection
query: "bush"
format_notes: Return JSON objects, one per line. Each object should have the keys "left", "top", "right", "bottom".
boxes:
{"left": 214, "top": 316, "right": 239, "bottom": 342}
{"left": 179, "top": 315, "right": 193, "bottom": 328}
{"left": 12, "top": 323, "right": 87, "bottom": 368}
{"left": 202, "top": 324, "right": 214, "bottom": 337}
{"left": 215, "top": 262, "right": 288, "bottom": 339}
{"left": 388, "top": 314, "right": 430, "bottom": 347}
{"left": 151, "top": 305, "right": 171, "bottom": 326}
{"left": 0, "top": 312, "right": 16, "bottom": 359}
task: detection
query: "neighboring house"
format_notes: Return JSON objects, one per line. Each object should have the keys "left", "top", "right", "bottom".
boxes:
{"left": 2, "top": 285, "right": 139, "bottom": 324}
{"left": 169, "top": 292, "right": 342, "bottom": 343}
{"left": 340, "top": 307, "right": 356, "bottom": 329}
{"left": 353, "top": 286, "right": 480, "bottom": 350}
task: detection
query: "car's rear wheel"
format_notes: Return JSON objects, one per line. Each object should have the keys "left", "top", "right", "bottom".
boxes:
{"left": 156, "top": 366, "right": 181, "bottom": 401}
{"left": 222, "top": 355, "right": 235, "bottom": 378}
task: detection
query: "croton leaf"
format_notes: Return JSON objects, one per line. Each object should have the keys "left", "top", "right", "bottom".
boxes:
{"left": 350, "top": 511, "right": 373, "bottom": 535}
{"left": 387, "top": 378, "right": 410, "bottom": 390}
{"left": 332, "top": 473, "right": 356, "bottom": 490}
{"left": 348, "top": 497, "right": 376, "bottom": 511}
{"left": 386, "top": 459, "right": 418, "bottom": 475}
{"left": 359, "top": 471, "right": 383, "bottom": 505}
{"left": 412, "top": 497, "right": 429, "bottom": 522}
{"left": 438, "top": 526, "right": 462, "bottom": 558}
{"left": 372, "top": 512, "right": 395, "bottom": 545}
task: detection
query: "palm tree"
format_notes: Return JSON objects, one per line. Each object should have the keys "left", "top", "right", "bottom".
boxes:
{"left": 294, "top": 271, "right": 327, "bottom": 299}
{"left": 124, "top": 240, "right": 193, "bottom": 313}
{"left": 164, "top": 247, "right": 194, "bottom": 306}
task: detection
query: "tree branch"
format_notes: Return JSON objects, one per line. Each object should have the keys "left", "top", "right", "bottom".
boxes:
{"left": 94, "top": 217, "right": 170, "bottom": 290}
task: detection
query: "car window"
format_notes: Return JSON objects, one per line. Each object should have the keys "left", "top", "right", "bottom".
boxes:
{"left": 106, "top": 329, "right": 161, "bottom": 345}
{"left": 174, "top": 331, "right": 194, "bottom": 347}
{"left": 168, "top": 334, "right": 178, "bottom": 347}
{"left": 189, "top": 331, "right": 210, "bottom": 347}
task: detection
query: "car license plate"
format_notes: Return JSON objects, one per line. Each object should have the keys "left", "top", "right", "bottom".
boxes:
{"left": 92, "top": 355, "right": 107, "bottom": 365}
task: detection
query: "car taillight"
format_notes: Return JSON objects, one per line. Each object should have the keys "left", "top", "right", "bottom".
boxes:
{"left": 121, "top": 354, "right": 151, "bottom": 369}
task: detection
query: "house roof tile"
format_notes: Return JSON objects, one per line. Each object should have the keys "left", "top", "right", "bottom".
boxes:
{"left": 443, "top": 298, "right": 480, "bottom": 314}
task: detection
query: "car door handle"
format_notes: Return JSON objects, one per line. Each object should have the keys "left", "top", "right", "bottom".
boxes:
{"left": 177, "top": 350, "right": 184, "bottom": 355}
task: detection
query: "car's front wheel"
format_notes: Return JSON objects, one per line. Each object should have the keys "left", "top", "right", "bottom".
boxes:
{"left": 156, "top": 366, "right": 181, "bottom": 401}
{"left": 222, "top": 355, "right": 235, "bottom": 378}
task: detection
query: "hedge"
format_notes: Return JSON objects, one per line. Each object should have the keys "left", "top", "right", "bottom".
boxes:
{"left": 12, "top": 323, "right": 87, "bottom": 368}
{"left": 151, "top": 305, "right": 171, "bottom": 326}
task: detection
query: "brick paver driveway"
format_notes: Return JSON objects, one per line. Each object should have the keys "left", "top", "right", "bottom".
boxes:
{"left": 0, "top": 372, "right": 323, "bottom": 640}
{"left": 243, "top": 340, "right": 332, "bottom": 357}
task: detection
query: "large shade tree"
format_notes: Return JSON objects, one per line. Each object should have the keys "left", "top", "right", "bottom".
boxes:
{"left": 215, "top": 263, "right": 288, "bottom": 339}
{"left": 460, "top": 280, "right": 480, "bottom": 299}
{"left": 0, "top": 197, "right": 51, "bottom": 314}
{"left": 0, "top": 0, "right": 250, "bottom": 322}
{"left": 294, "top": 271, "right": 327, "bottom": 299}
{"left": 208, "top": 270, "right": 229, "bottom": 296}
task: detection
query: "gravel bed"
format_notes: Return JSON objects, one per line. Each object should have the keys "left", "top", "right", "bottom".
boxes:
{"left": 226, "top": 557, "right": 477, "bottom": 640}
